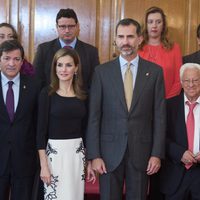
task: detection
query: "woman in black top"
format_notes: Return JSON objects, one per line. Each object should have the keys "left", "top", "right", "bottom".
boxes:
{"left": 37, "top": 48, "right": 95, "bottom": 200}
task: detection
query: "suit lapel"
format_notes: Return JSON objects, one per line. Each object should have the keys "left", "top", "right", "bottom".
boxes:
{"left": 53, "top": 39, "right": 61, "bottom": 52}
{"left": 129, "top": 58, "right": 150, "bottom": 113}
{"left": 176, "top": 93, "right": 188, "bottom": 147}
{"left": 14, "top": 75, "right": 27, "bottom": 121}
{"left": 74, "top": 40, "right": 84, "bottom": 60}
{"left": 109, "top": 58, "right": 128, "bottom": 113}
{"left": 74, "top": 39, "right": 82, "bottom": 51}
{"left": 51, "top": 39, "right": 61, "bottom": 61}
{"left": 0, "top": 76, "right": 10, "bottom": 120}
{"left": 46, "top": 39, "right": 61, "bottom": 83}
{"left": 197, "top": 51, "right": 200, "bottom": 61}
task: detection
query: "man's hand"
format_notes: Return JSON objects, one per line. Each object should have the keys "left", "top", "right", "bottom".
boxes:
{"left": 195, "top": 152, "right": 200, "bottom": 163}
{"left": 181, "top": 150, "right": 197, "bottom": 165}
{"left": 92, "top": 158, "right": 107, "bottom": 175}
{"left": 146, "top": 156, "right": 161, "bottom": 175}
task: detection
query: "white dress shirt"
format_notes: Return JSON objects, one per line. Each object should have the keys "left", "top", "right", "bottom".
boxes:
{"left": 184, "top": 94, "right": 200, "bottom": 155}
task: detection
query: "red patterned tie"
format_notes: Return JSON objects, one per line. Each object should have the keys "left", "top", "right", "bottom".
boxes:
{"left": 185, "top": 101, "right": 197, "bottom": 169}
{"left": 6, "top": 81, "right": 14, "bottom": 122}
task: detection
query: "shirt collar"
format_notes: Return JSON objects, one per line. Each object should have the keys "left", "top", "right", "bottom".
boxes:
{"left": 1, "top": 72, "right": 20, "bottom": 87}
{"left": 119, "top": 55, "right": 139, "bottom": 69}
{"left": 184, "top": 93, "right": 200, "bottom": 105}
{"left": 59, "top": 37, "right": 77, "bottom": 49}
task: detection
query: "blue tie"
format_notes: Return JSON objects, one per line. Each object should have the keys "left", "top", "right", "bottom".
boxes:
{"left": 6, "top": 81, "right": 14, "bottom": 122}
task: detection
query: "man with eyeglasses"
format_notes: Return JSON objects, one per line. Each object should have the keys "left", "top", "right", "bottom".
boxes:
{"left": 33, "top": 8, "right": 99, "bottom": 89}
{"left": 160, "top": 63, "right": 200, "bottom": 200}
{"left": 0, "top": 40, "right": 41, "bottom": 200}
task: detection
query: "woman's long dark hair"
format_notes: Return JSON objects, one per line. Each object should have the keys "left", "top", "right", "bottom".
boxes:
{"left": 49, "top": 48, "right": 86, "bottom": 100}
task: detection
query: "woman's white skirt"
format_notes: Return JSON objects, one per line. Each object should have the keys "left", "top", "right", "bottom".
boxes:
{"left": 44, "top": 138, "right": 85, "bottom": 200}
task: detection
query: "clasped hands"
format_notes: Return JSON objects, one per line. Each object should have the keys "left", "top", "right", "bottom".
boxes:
{"left": 181, "top": 150, "right": 200, "bottom": 165}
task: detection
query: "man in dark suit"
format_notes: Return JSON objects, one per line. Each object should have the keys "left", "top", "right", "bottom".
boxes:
{"left": 0, "top": 40, "right": 40, "bottom": 199}
{"left": 183, "top": 24, "right": 200, "bottom": 64}
{"left": 160, "top": 63, "right": 200, "bottom": 200}
{"left": 33, "top": 8, "right": 99, "bottom": 89}
{"left": 86, "top": 18, "right": 166, "bottom": 200}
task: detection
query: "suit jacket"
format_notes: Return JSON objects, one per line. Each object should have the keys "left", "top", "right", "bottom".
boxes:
{"left": 183, "top": 50, "right": 200, "bottom": 64}
{"left": 0, "top": 74, "right": 41, "bottom": 177}
{"left": 160, "top": 92, "right": 189, "bottom": 195}
{"left": 86, "top": 56, "right": 166, "bottom": 172}
{"left": 33, "top": 38, "right": 99, "bottom": 89}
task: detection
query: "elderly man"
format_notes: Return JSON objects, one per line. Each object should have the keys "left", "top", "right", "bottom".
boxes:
{"left": 160, "top": 63, "right": 200, "bottom": 200}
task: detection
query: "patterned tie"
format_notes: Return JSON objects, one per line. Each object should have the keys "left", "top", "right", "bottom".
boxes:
{"left": 124, "top": 63, "right": 133, "bottom": 111}
{"left": 185, "top": 101, "right": 197, "bottom": 169}
{"left": 6, "top": 81, "right": 14, "bottom": 122}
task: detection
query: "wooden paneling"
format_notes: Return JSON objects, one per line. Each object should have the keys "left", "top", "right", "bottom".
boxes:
{"left": 17, "top": 0, "right": 33, "bottom": 60}
{"left": 184, "top": 0, "right": 200, "bottom": 55}
{"left": 9, "top": 0, "right": 20, "bottom": 29}
{"left": 0, "top": 0, "right": 9, "bottom": 22}
{"left": 96, "top": 0, "right": 112, "bottom": 62}
{"left": 1, "top": 0, "right": 200, "bottom": 63}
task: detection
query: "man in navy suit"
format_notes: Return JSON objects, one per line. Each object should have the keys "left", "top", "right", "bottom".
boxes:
{"left": 33, "top": 8, "right": 99, "bottom": 89}
{"left": 160, "top": 63, "right": 200, "bottom": 200}
{"left": 86, "top": 18, "right": 166, "bottom": 200}
{"left": 183, "top": 24, "right": 200, "bottom": 64}
{"left": 0, "top": 40, "right": 40, "bottom": 200}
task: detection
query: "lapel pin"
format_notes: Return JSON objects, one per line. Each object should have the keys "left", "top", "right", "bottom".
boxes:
{"left": 146, "top": 72, "right": 149, "bottom": 76}
{"left": 23, "top": 85, "right": 26, "bottom": 89}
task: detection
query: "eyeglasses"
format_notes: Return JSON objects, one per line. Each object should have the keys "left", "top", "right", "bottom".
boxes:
{"left": 57, "top": 24, "right": 77, "bottom": 30}
{"left": 182, "top": 79, "right": 200, "bottom": 86}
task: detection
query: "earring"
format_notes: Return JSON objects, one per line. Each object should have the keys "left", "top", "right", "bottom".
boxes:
{"left": 74, "top": 72, "right": 78, "bottom": 79}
